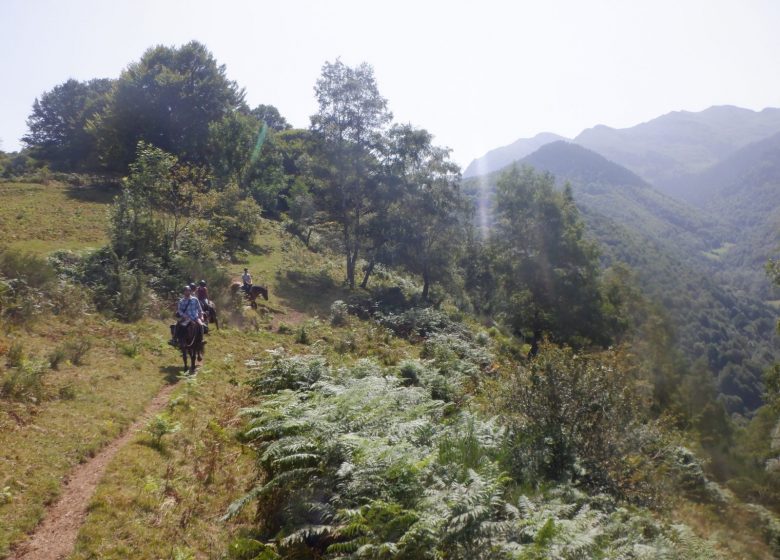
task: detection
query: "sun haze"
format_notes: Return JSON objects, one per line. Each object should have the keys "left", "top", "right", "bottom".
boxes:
{"left": 1, "top": 0, "right": 779, "bottom": 166}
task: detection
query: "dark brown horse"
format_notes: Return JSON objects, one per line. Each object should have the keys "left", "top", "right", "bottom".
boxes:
{"left": 201, "top": 300, "right": 219, "bottom": 330}
{"left": 231, "top": 282, "right": 269, "bottom": 309}
{"left": 178, "top": 321, "right": 204, "bottom": 373}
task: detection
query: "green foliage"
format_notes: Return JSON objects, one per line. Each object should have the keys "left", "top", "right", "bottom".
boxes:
{"left": 93, "top": 41, "right": 244, "bottom": 170}
{"left": 123, "top": 142, "right": 212, "bottom": 253}
{"left": 231, "top": 344, "right": 721, "bottom": 558}
{"left": 0, "top": 248, "right": 56, "bottom": 326}
{"left": 22, "top": 78, "right": 112, "bottom": 170}
{"left": 78, "top": 248, "right": 148, "bottom": 320}
{"left": 1, "top": 357, "right": 48, "bottom": 402}
{"left": 310, "top": 59, "right": 392, "bottom": 288}
{"left": 47, "top": 346, "right": 66, "bottom": 370}
{"left": 208, "top": 113, "right": 289, "bottom": 215}
{"left": 489, "top": 166, "right": 613, "bottom": 348}
{"left": 251, "top": 104, "right": 291, "bottom": 132}
{"left": 329, "top": 300, "right": 349, "bottom": 326}
{"left": 381, "top": 124, "right": 470, "bottom": 298}
{"left": 246, "top": 350, "right": 327, "bottom": 393}
{"left": 145, "top": 414, "right": 181, "bottom": 449}
{"left": 207, "top": 184, "right": 263, "bottom": 254}
{"left": 63, "top": 338, "right": 92, "bottom": 365}
{"left": 493, "top": 345, "right": 654, "bottom": 500}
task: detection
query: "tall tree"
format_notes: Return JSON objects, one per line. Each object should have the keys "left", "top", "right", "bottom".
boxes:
{"left": 382, "top": 124, "right": 469, "bottom": 298}
{"left": 23, "top": 78, "right": 113, "bottom": 170}
{"left": 251, "top": 104, "right": 291, "bottom": 131}
{"left": 491, "top": 165, "right": 610, "bottom": 349}
{"left": 310, "top": 59, "right": 392, "bottom": 288}
{"left": 207, "top": 112, "right": 288, "bottom": 214}
{"left": 124, "top": 142, "right": 211, "bottom": 252}
{"left": 93, "top": 41, "right": 244, "bottom": 171}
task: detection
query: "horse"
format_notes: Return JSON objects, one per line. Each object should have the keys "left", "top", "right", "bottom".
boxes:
{"left": 201, "top": 299, "right": 219, "bottom": 330}
{"left": 231, "top": 282, "right": 269, "bottom": 309}
{"left": 178, "top": 321, "right": 204, "bottom": 373}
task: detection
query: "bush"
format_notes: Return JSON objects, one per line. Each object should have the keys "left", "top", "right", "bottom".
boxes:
{"left": 494, "top": 345, "right": 652, "bottom": 499}
{"left": 64, "top": 339, "right": 91, "bottom": 365}
{"left": 329, "top": 300, "right": 349, "bottom": 326}
{"left": 0, "top": 249, "right": 56, "bottom": 326}
{"left": 6, "top": 342, "right": 25, "bottom": 368}
{"left": 246, "top": 350, "right": 327, "bottom": 394}
{"left": 1, "top": 359, "right": 48, "bottom": 401}
{"left": 47, "top": 346, "right": 67, "bottom": 370}
{"left": 146, "top": 414, "right": 180, "bottom": 449}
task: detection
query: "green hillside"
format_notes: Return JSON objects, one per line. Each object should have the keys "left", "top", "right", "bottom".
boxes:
{"left": 4, "top": 43, "right": 780, "bottom": 560}
{"left": 464, "top": 141, "right": 777, "bottom": 413}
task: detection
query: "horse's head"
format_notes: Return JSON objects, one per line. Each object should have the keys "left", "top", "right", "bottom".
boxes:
{"left": 257, "top": 285, "right": 269, "bottom": 301}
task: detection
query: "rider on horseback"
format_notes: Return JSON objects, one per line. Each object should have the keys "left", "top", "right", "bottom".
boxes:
{"left": 242, "top": 268, "right": 252, "bottom": 293}
{"left": 169, "top": 285, "right": 206, "bottom": 346}
{"left": 196, "top": 280, "right": 209, "bottom": 309}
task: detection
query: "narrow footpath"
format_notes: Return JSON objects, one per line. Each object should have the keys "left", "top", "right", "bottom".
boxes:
{"left": 9, "top": 382, "right": 179, "bottom": 560}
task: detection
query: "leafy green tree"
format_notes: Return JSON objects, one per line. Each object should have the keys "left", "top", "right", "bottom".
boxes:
{"left": 124, "top": 142, "right": 211, "bottom": 252}
{"left": 207, "top": 184, "right": 263, "bottom": 254}
{"left": 93, "top": 41, "right": 244, "bottom": 170}
{"left": 490, "top": 166, "right": 610, "bottom": 349}
{"left": 382, "top": 124, "right": 469, "bottom": 299}
{"left": 207, "top": 112, "right": 288, "bottom": 214}
{"left": 23, "top": 78, "right": 113, "bottom": 170}
{"left": 310, "top": 59, "right": 392, "bottom": 288}
{"left": 251, "top": 104, "right": 291, "bottom": 131}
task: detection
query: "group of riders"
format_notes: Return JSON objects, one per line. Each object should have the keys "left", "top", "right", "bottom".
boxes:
{"left": 168, "top": 268, "right": 254, "bottom": 347}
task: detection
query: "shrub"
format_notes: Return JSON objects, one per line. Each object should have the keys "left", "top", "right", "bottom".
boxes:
{"left": 0, "top": 249, "right": 56, "bottom": 326}
{"left": 6, "top": 342, "right": 25, "bottom": 368}
{"left": 47, "top": 346, "right": 67, "bottom": 370}
{"left": 494, "top": 345, "right": 652, "bottom": 499}
{"left": 146, "top": 414, "right": 180, "bottom": 449}
{"left": 246, "top": 350, "right": 327, "bottom": 394}
{"left": 329, "top": 300, "right": 349, "bottom": 326}
{"left": 1, "top": 359, "right": 48, "bottom": 401}
{"left": 64, "top": 339, "right": 91, "bottom": 365}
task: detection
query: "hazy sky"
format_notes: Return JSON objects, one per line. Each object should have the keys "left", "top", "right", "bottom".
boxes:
{"left": 2, "top": 0, "right": 779, "bottom": 167}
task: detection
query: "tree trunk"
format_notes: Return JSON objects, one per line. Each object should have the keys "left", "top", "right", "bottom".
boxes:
{"left": 360, "top": 258, "right": 375, "bottom": 289}
{"left": 421, "top": 270, "right": 430, "bottom": 301}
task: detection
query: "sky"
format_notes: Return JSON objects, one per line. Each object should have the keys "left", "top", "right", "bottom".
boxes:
{"left": 2, "top": 0, "right": 780, "bottom": 167}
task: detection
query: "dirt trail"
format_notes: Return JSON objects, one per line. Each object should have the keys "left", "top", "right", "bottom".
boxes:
{"left": 10, "top": 381, "right": 179, "bottom": 560}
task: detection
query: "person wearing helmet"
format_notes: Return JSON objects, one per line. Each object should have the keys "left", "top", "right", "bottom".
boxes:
{"left": 241, "top": 268, "right": 252, "bottom": 293}
{"left": 169, "top": 285, "right": 205, "bottom": 345}
{"left": 196, "top": 280, "right": 211, "bottom": 333}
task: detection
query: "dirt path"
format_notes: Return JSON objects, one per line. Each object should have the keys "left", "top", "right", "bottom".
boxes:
{"left": 9, "top": 381, "right": 180, "bottom": 560}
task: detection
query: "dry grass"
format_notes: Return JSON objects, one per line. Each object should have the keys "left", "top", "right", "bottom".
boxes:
{"left": 0, "top": 182, "right": 113, "bottom": 255}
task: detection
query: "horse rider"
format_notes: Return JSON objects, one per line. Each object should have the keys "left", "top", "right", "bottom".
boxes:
{"left": 241, "top": 268, "right": 252, "bottom": 293}
{"left": 196, "top": 280, "right": 212, "bottom": 320}
{"left": 196, "top": 280, "right": 209, "bottom": 307}
{"left": 169, "top": 285, "right": 206, "bottom": 346}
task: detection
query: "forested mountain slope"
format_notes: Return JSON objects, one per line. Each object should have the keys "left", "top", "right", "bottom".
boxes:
{"left": 464, "top": 141, "right": 777, "bottom": 412}
{"left": 574, "top": 105, "right": 780, "bottom": 194}
{"left": 462, "top": 132, "right": 566, "bottom": 178}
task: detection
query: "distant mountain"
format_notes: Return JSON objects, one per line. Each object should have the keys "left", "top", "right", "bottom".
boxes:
{"left": 463, "top": 132, "right": 566, "bottom": 178}
{"left": 676, "top": 132, "right": 780, "bottom": 296}
{"left": 516, "top": 142, "right": 723, "bottom": 254}
{"left": 463, "top": 141, "right": 776, "bottom": 412}
{"left": 574, "top": 105, "right": 780, "bottom": 195}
